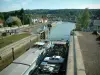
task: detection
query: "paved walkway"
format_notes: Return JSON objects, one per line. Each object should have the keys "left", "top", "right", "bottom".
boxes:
{"left": 77, "top": 31, "right": 100, "bottom": 75}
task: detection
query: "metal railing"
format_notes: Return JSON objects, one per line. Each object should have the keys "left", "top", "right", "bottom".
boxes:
{"left": 73, "top": 31, "right": 77, "bottom": 75}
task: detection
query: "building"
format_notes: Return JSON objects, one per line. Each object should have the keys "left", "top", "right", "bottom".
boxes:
{"left": 38, "top": 18, "right": 48, "bottom": 23}
{"left": 31, "top": 18, "right": 48, "bottom": 24}
{"left": 6, "top": 16, "right": 22, "bottom": 26}
{"left": 31, "top": 18, "right": 38, "bottom": 23}
{"left": 93, "top": 20, "right": 100, "bottom": 31}
{"left": 43, "top": 18, "right": 48, "bottom": 23}
{"left": 0, "top": 19, "right": 3, "bottom": 27}
{"left": 38, "top": 18, "right": 44, "bottom": 23}
{"left": 86, "top": 20, "right": 100, "bottom": 32}
{"left": 89, "top": 20, "right": 100, "bottom": 31}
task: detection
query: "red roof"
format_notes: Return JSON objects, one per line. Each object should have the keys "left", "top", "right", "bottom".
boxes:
{"left": 0, "top": 20, "right": 3, "bottom": 23}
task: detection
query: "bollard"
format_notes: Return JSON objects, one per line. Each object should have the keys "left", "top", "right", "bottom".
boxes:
{"left": 0, "top": 56, "right": 2, "bottom": 60}
{"left": 12, "top": 48, "right": 15, "bottom": 60}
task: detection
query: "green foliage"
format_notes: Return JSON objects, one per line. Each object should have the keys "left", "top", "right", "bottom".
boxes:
{"left": 24, "top": 14, "right": 30, "bottom": 24}
{"left": 0, "top": 13, "right": 4, "bottom": 20}
{"left": 19, "top": 8, "right": 24, "bottom": 24}
{"left": 75, "top": 23, "right": 81, "bottom": 31}
{"left": 81, "top": 8, "right": 90, "bottom": 28}
{"left": 76, "top": 13, "right": 82, "bottom": 30}
{"left": 76, "top": 8, "right": 90, "bottom": 30}
{"left": 19, "top": 8, "right": 24, "bottom": 15}
{"left": 0, "top": 33, "right": 30, "bottom": 48}
{"left": 12, "top": 20, "right": 22, "bottom": 26}
{"left": 0, "top": 9, "right": 99, "bottom": 26}
{"left": 7, "top": 17, "right": 22, "bottom": 27}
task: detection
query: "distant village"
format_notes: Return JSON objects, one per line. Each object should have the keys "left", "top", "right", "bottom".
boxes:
{"left": 0, "top": 9, "right": 100, "bottom": 32}
{"left": 0, "top": 16, "right": 48, "bottom": 27}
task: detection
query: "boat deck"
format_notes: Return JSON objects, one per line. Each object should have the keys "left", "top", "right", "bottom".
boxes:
{"left": 30, "top": 41, "right": 69, "bottom": 75}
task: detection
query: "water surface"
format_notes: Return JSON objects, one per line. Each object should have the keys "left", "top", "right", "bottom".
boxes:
{"left": 48, "top": 22, "right": 75, "bottom": 41}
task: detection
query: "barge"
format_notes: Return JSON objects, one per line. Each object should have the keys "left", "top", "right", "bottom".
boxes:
{"left": 0, "top": 41, "right": 51, "bottom": 75}
{"left": 0, "top": 40, "right": 69, "bottom": 75}
{"left": 30, "top": 40, "right": 69, "bottom": 75}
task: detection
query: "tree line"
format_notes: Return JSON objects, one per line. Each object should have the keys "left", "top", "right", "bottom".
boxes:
{"left": 0, "top": 9, "right": 100, "bottom": 27}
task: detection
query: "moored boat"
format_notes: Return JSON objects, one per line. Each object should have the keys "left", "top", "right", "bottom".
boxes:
{"left": 30, "top": 40, "right": 68, "bottom": 75}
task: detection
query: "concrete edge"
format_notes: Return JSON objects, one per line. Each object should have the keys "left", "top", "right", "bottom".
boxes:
{"left": 66, "top": 35, "right": 86, "bottom": 75}
{"left": 66, "top": 36, "right": 74, "bottom": 75}
{"left": 74, "top": 36, "right": 86, "bottom": 75}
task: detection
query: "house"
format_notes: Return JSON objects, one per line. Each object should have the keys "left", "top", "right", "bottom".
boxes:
{"left": 31, "top": 18, "right": 38, "bottom": 23}
{"left": 6, "top": 16, "right": 17, "bottom": 23}
{"left": 6, "top": 16, "right": 22, "bottom": 26}
{"left": 31, "top": 18, "right": 43, "bottom": 23}
{"left": 38, "top": 18, "right": 43, "bottom": 23}
{"left": 85, "top": 20, "right": 100, "bottom": 32}
{"left": 38, "top": 18, "right": 48, "bottom": 23}
{"left": 43, "top": 18, "right": 48, "bottom": 23}
{"left": 93, "top": 20, "right": 100, "bottom": 30}
{"left": 90, "top": 20, "right": 100, "bottom": 31}
{"left": 31, "top": 18, "right": 48, "bottom": 24}
{"left": 0, "top": 19, "right": 3, "bottom": 27}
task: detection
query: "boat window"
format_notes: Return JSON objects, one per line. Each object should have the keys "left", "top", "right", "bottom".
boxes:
{"left": 49, "top": 57, "right": 54, "bottom": 60}
{"left": 55, "top": 58, "right": 59, "bottom": 60}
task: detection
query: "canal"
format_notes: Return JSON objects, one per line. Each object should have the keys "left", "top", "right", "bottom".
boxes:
{"left": 48, "top": 22, "right": 75, "bottom": 41}
{"left": 30, "top": 22, "right": 75, "bottom": 75}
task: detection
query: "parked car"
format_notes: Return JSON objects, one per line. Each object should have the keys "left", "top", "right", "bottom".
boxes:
{"left": 43, "top": 56, "right": 64, "bottom": 64}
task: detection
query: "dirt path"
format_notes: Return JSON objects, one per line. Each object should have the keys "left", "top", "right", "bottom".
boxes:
{"left": 78, "top": 32, "right": 100, "bottom": 75}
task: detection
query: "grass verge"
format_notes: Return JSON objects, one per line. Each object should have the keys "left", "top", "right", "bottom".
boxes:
{"left": 0, "top": 37, "right": 39, "bottom": 71}
{"left": 0, "top": 33, "right": 30, "bottom": 48}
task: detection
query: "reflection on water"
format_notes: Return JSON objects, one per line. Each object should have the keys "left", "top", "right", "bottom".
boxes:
{"left": 48, "top": 22, "right": 75, "bottom": 41}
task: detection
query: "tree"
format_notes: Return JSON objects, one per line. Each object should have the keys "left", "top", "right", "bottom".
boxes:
{"left": 19, "top": 8, "right": 24, "bottom": 15}
{"left": 7, "top": 17, "right": 22, "bottom": 27}
{"left": 19, "top": 8, "right": 24, "bottom": 24}
{"left": 14, "top": 11, "right": 19, "bottom": 16}
{"left": 95, "top": 9, "right": 100, "bottom": 19}
{"left": 0, "top": 13, "right": 5, "bottom": 27}
{"left": 81, "top": 8, "right": 90, "bottom": 28}
{"left": 75, "top": 12, "right": 82, "bottom": 30}
{"left": 76, "top": 8, "right": 90, "bottom": 30}
{"left": 0, "top": 13, "right": 4, "bottom": 20}
{"left": 24, "top": 14, "right": 30, "bottom": 24}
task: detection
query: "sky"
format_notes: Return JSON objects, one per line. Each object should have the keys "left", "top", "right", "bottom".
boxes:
{"left": 0, "top": 0, "right": 100, "bottom": 12}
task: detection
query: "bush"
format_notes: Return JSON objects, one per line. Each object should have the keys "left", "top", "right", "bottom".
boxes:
{"left": 6, "top": 16, "right": 22, "bottom": 27}
{"left": 70, "top": 31, "right": 74, "bottom": 35}
{"left": 96, "top": 36, "right": 100, "bottom": 41}
{"left": 92, "top": 31, "right": 98, "bottom": 35}
{"left": 2, "top": 32, "right": 7, "bottom": 36}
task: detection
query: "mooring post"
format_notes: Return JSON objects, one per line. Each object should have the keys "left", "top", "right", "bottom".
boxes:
{"left": 12, "top": 48, "right": 15, "bottom": 60}
{"left": 0, "top": 56, "right": 2, "bottom": 60}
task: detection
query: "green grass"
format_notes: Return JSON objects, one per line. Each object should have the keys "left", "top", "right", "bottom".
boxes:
{"left": 0, "top": 33, "right": 30, "bottom": 48}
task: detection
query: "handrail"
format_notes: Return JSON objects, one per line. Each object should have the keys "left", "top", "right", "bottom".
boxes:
{"left": 13, "top": 62, "right": 30, "bottom": 66}
{"left": 73, "top": 31, "right": 77, "bottom": 75}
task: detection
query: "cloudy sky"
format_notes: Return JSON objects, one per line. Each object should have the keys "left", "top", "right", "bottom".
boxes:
{"left": 0, "top": 0, "right": 100, "bottom": 12}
